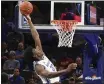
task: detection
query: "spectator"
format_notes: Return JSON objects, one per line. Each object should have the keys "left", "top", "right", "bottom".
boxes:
{"left": 1, "top": 42, "right": 9, "bottom": 69}
{"left": 76, "top": 57, "right": 82, "bottom": 66}
{"left": 7, "top": 32, "right": 24, "bottom": 50}
{"left": 75, "top": 57, "right": 83, "bottom": 77}
{"left": 15, "top": 42, "right": 24, "bottom": 59}
{"left": 3, "top": 51, "right": 20, "bottom": 73}
{"left": 58, "top": 57, "right": 74, "bottom": 82}
{"left": 60, "top": 7, "right": 81, "bottom": 21}
{"left": 1, "top": 42, "right": 9, "bottom": 56}
{"left": 1, "top": 72, "right": 9, "bottom": 84}
{"left": 9, "top": 68, "right": 25, "bottom": 84}
{"left": 28, "top": 78, "right": 42, "bottom": 84}
{"left": 68, "top": 77, "right": 76, "bottom": 84}
{"left": 15, "top": 42, "right": 25, "bottom": 70}
{"left": 60, "top": 57, "right": 74, "bottom": 68}
{"left": 60, "top": 8, "right": 75, "bottom": 20}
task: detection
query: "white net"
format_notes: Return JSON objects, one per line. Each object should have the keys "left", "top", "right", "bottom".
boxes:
{"left": 51, "top": 20, "right": 77, "bottom": 47}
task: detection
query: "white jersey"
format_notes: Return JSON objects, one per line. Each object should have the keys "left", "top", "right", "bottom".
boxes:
{"left": 33, "top": 55, "right": 60, "bottom": 84}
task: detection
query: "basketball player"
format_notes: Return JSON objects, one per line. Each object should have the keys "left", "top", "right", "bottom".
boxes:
{"left": 23, "top": 15, "right": 77, "bottom": 84}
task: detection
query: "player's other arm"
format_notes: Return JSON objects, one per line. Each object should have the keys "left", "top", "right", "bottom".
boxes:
{"left": 36, "top": 63, "right": 77, "bottom": 78}
{"left": 25, "top": 15, "right": 43, "bottom": 52}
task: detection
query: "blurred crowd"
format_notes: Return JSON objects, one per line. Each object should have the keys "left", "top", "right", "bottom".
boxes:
{"left": 1, "top": 40, "right": 83, "bottom": 84}
{"left": 1, "top": 1, "right": 104, "bottom": 84}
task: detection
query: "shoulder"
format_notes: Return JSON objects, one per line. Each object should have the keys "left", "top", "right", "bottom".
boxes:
{"left": 35, "top": 64, "right": 45, "bottom": 70}
{"left": 35, "top": 64, "right": 45, "bottom": 73}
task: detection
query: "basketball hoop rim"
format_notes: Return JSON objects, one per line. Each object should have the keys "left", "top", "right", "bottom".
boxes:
{"left": 51, "top": 20, "right": 78, "bottom": 32}
{"left": 51, "top": 20, "right": 78, "bottom": 24}
{"left": 51, "top": 20, "right": 77, "bottom": 22}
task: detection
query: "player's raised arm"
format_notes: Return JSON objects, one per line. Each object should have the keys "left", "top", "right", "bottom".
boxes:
{"left": 25, "top": 15, "right": 43, "bottom": 52}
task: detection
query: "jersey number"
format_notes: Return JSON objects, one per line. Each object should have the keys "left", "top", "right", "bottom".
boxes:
{"left": 46, "top": 61, "right": 56, "bottom": 71}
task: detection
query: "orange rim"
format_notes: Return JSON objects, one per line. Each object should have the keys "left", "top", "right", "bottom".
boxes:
{"left": 51, "top": 20, "right": 78, "bottom": 32}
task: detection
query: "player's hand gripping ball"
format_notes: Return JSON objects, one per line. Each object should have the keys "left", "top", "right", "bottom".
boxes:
{"left": 19, "top": 1, "right": 33, "bottom": 15}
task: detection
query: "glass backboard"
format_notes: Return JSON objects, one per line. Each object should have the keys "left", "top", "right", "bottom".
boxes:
{"left": 18, "top": 1, "right": 104, "bottom": 32}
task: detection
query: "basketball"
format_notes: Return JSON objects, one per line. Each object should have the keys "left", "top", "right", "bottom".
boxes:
{"left": 19, "top": 1, "right": 33, "bottom": 15}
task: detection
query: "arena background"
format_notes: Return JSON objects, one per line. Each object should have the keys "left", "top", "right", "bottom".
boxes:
{"left": 1, "top": 0, "right": 104, "bottom": 84}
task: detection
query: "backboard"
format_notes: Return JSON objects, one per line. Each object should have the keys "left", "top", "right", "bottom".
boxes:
{"left": 17, "top": 1, "right": 104, "bottom": 32}
{"left": 51, "top": 1, "right": 84, "bottom": 25}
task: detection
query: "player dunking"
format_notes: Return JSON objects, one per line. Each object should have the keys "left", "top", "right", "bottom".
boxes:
{"left": 23, "top": 15, "right": 77, "bottom": 84}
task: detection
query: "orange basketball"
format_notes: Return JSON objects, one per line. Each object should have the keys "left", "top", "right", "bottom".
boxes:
{"left": 20, "top": 1, "right": 33, "bottom": 15}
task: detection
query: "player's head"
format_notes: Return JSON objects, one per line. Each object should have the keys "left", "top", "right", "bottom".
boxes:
{"left": 32, "top": 46, "right": 43, "bottom": 58}
{"left": 24, "top": 46, "right": 43, "bottom": 63}
{"left": 76, "top": 57, "right": 82, "bottom": 66}
{"left": 9, "top": 50, "right": 16, "bottom": 59}
{"left": 18, "top": 42, "right": 24, "bottom": 50}
{"left": 13, "top": 68, "right": 20, "bottom": 76}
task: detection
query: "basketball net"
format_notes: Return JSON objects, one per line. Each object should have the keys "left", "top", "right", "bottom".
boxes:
{"left": 51, "top": 20, "right": 78, "bottom": 47}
